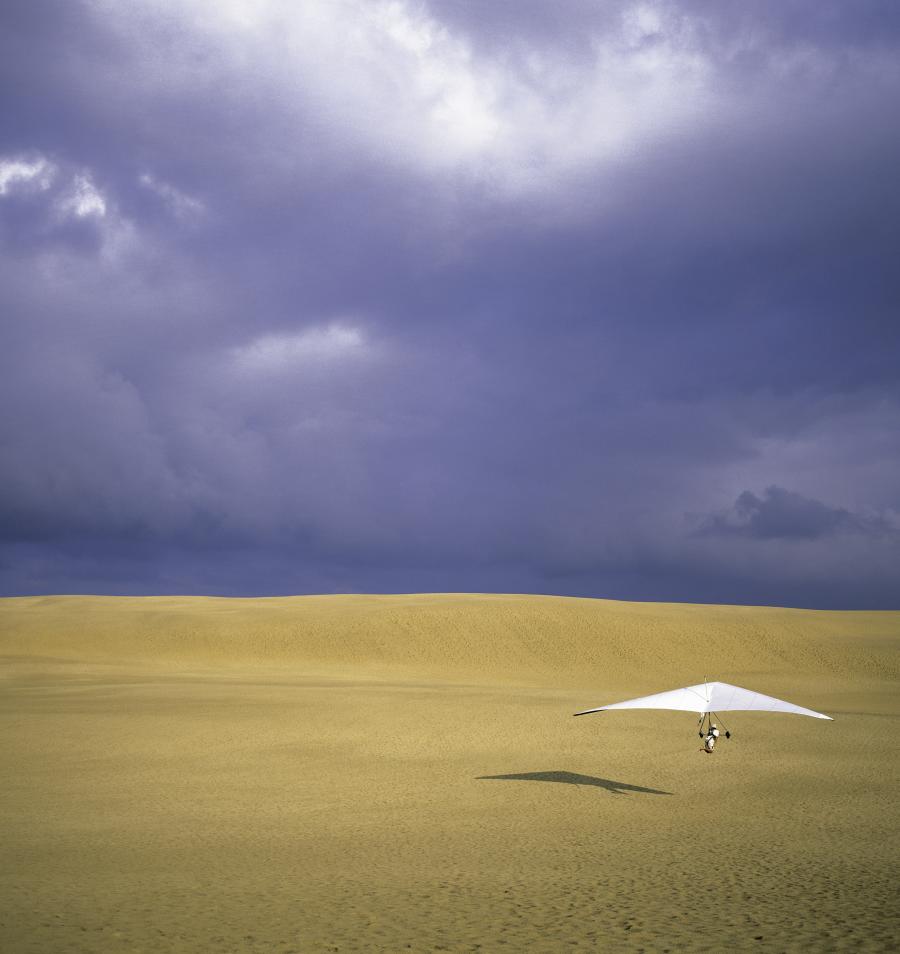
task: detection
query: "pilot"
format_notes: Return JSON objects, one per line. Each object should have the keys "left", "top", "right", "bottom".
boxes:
{"left": 703, "top": 722, "right": 721, "bottom": 753}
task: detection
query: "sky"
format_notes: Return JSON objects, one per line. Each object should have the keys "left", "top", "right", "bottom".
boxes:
{"left": 1, "top": 0, "right": 899, "bottom": 607}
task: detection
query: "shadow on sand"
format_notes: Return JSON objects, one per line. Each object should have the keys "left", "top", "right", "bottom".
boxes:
{"left": 477, "top": 771, "right": 672, "bottom": 796}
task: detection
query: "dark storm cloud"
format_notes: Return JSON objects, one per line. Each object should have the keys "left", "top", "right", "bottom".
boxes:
{"left": 698, "top": 486, "right": 896, "bottom": 541}
{"left": 1, "top": 0, "right": 899, "bottom": 606}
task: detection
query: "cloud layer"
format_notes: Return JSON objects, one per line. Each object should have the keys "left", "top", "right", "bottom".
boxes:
{"left": 1, "top": 0, "right": 899, "bottom": 606}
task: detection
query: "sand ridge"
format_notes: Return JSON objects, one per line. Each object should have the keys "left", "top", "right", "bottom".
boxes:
{"left": 2, "top": 593, "right": 897, "bottom": 683}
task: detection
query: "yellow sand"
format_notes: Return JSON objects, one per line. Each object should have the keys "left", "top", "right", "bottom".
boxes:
{"left": 1, "top": 594, "right": 897, "bottom": 952}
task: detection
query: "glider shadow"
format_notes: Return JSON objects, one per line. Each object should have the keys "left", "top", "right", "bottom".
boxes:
{"left": 477, "top": 771, "right": 672, "bottom": 796}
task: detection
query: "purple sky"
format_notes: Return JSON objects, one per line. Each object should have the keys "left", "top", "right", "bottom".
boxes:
{"left": 2, "top": 1, "right": 899, "bottom": 607}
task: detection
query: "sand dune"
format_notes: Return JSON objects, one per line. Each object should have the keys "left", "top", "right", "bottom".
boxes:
{"left": 2, "top": 593, "right": 897, "bottom": 683}
{"left": 2, "top": 594, "right": 898, "bottom": 952}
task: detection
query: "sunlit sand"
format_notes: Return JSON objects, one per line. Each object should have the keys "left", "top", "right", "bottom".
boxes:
{"left": 2, "top": 594, "right": 897, "bottom": 952}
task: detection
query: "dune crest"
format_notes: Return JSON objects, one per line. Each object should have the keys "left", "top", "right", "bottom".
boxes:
{"left": 2, "top": 593, "right": 896, "bottom": 685}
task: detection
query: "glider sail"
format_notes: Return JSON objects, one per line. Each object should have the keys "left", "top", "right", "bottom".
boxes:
{"left": 573, "top": 681, "right": 832, "bottom": 720}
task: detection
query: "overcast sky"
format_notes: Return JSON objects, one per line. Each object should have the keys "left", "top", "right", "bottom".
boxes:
{"left": 2, "top": 0, "right": 899, "bottom": 607}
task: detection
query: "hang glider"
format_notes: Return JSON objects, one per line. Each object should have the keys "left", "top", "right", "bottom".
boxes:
{"left": 573, "top": 681, "right": 832, "bottom": 720}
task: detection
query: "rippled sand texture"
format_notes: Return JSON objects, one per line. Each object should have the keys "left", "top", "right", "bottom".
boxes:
{"left": 1, "top": 594, "right": 898, "bottom": 952}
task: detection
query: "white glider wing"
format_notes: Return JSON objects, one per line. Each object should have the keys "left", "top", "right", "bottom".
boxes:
{"left": 574, "top": 681, "right": 832, "bottom": 720}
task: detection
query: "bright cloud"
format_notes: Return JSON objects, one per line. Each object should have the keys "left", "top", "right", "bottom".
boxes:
{"left": 231, "top": 324, "right": 366, "bottom": 372}
{"left": 60, "top": 173, "right": 107, "bottom": 218}
{"left": 0, "top": 154, "right": 109, "bottom": 221}
{"left": 0, "top": 157, "right": 55, "bottom": 195}
{"left": 96, "top": 0, "right": 713, "bottom": 195}
{"left": 139, "top": 173, "right": 204, "bottom": 219}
